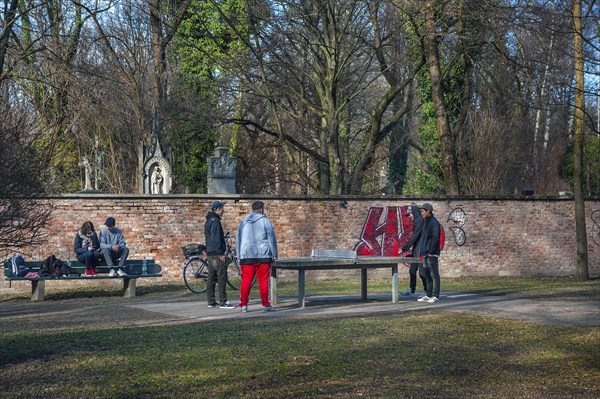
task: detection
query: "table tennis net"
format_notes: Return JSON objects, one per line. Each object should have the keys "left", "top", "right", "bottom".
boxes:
{"left": 310, "top": 249, "right": 358, "bottom": 261}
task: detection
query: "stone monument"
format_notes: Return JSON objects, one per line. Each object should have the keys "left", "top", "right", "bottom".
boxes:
{"left": 78, "top": 157, "right": 93, "bottom": 191}
{"left": 74, "top": 156, "right": 102, "bottom": 194}
{"left": 140, "top": 132, "right": 172, "bottom": 194}
{"left": 207, "top": 146, "right": 237, "bottom": 194}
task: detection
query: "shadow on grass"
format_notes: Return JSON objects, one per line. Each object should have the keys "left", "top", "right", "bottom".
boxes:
{"left": 461, "top": 285, "right": 600, "bottom": 301}
{"left": 1, "top": 311, "right": 598, "bottom": 399}
{"left": 0, "top": 283, "right": 194, "bottom": 303}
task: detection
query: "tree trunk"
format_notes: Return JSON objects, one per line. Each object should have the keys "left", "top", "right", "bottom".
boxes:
{"left": 572, "top": 0, "right": 589, "bottom": 280}
{"left": 0, "top": 0, "right": 19, "bottom": 82}
{"left": 424, "top": 0, "right": 461, "bottom": 195}
{"left": 149, "top": 0, "right": 166, "bottom": 128}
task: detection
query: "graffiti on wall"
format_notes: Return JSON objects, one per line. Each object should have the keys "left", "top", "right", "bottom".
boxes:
{"left": 447, "top": 207, "right": 467, "bottom": 246}
{"left": 354, "top": 206, "right": 445, "bottom": 257}
{"left": 593, "top": 210, "right": 600, "bottom": 247}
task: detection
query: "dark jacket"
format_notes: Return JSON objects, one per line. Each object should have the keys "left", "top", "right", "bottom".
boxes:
{"left": 402, "top": 208, "right": 424, "bottom": 254}
{"left": 74, "top": 231, "right": 100, "bottom": 255}
{"left": 416, "top": 213, "right": 441, "bottom": 257}
{"left": 204, "top": 210, "right": 226, "bottom": 256}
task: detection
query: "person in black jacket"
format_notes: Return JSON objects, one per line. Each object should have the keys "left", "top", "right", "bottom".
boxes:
{"left": 74, "top": 221, "right": 100, "bottom": 276}
{"left": 204, "top": 201, "right": 235, "bottom": 309}
{"left": 416, "top": 203, "right": 442, "bottom": 303}
{"left": 400, "top": 206, "right": 427, "bottom": 297}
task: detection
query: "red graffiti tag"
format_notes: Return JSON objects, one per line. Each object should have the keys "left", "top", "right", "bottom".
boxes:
{"left": 354, "top": 206, "right": 444, "bottom": 257}
{"left": 354, "top": 206, "right": 411, "bottom": 256}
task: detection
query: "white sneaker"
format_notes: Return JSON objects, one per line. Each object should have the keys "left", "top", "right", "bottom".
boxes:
{"left": 400, "top": 289, "right": 414, "bottom": 296}
{"left": 109, "top": 269, "right": 117, "bottom": 277}
{"left": 117, "top": 269, "right": 127, "bottom": 277}
{"left": 241, "top": 306, "right": 248, "bottom": 313}
{"left": 427, "top": 296, "right": 439, "bottom": 303}
{"left": 417, "top": 296, "right": 430, "bottom": 302}
{"left": 263, "top": 305, "right": 275, "bottom": 312}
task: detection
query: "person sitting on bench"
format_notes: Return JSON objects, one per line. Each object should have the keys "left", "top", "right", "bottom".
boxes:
{"left": 74, "top": 221, "right": 101, "bottom": 276}
{"left": 100, "top": 217, "right": 129, "bottom": 277}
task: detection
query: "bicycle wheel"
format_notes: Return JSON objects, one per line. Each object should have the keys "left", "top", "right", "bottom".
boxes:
{"left": 226, "top": 256, "right": 242, "bottom": 290}
{"left": 226, "top": 257, "right": 258, "bottom": 290}
{"left": 183, "top": 258, "right": 209, "bottom": 294}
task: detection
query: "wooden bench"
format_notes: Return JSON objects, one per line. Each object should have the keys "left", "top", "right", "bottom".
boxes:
{"left": 3, "top": 259, "right": 162, "bottom": 301}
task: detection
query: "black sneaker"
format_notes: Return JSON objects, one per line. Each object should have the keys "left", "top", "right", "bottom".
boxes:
{"left": 207, "top": 302, "right": 219, "bottom": 308}
{"left": 219, "top": 302, "right": 235, "bottom": 309}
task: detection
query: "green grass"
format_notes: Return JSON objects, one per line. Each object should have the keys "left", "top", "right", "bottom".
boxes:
{"left": 1, "top": 312, "right": 598, "bottom": 398}
{"left": 1, "top": 277, "right": 599, "bottom": 398}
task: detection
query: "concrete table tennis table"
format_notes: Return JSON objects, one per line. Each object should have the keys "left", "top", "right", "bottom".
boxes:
{"left": 270, "top": 252, "right": 422, "bottom": 307}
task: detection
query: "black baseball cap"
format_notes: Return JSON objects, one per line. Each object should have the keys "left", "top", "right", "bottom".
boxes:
{"left": 211, "top": 200, "right": 225, "bottom": 209}
{"left": 419, "top": 203, "right": 433, "bottom": 212}
{"left": 105, "top": 217, "right": 116, "bottom": 227}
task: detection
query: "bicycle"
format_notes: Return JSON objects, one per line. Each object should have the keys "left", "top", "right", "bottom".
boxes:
{"left": 182, "top": 232, "right": 254, "bottom": 294}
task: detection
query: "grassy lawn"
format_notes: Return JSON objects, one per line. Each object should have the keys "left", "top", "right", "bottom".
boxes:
{"left": 1, "top": 276, "right": 599, "bottom": 398}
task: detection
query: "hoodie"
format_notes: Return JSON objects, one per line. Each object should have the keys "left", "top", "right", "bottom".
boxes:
{"left": 204, "top": 210, "right": 226, "bottom": 256}
{"left": 401, "top": 207, "right": 424, "bottom": 255}
{"left": 236, "top": 212, "right": 278, "bottom": 264}
{"left": 416, "top": 212, "right": 441, "bottom": 257}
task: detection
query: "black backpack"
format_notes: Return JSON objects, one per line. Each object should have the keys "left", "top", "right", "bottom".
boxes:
{"left": 9, "top": 255, "right": 28, "bottom": 277}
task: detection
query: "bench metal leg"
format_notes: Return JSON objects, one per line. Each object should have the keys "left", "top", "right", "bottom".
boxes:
{"left": 298, "top": 270, "right": 305, "bottom": 308}
{"left": 270, "top": 267, "right": 278, "bottom": 305}
{"left": 361, "top": 268, "right": 368, "bottom": 300}
{"left": 123, "top": 278, "right": 137, "bottom": 298}
{"left": 392, "top": 264, "right": 398, "bottom": 303}
{"left": 32, "top": 280, "right": 45, "bottom": 301}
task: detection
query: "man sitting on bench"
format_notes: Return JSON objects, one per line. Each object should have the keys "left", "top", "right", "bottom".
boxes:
{"left": 100, "top": 217, "right": 129, "bottom": 277}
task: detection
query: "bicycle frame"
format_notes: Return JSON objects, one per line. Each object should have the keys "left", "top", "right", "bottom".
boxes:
{"left": 182, "top": 232, "right": 243, "bottom": 294}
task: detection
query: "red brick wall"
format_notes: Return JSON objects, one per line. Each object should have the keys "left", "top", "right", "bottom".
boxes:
{"left": 3, "top": 195, "right": 599, "bottom": 286}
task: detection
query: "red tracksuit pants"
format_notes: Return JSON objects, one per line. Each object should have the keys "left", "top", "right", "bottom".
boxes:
{"left": 239, "top": 262, "right": 271, "bottom": 307}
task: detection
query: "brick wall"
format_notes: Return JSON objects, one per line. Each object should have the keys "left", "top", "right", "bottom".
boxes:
{"left": 3, "top": 195, "right": 599, "bottom": 287}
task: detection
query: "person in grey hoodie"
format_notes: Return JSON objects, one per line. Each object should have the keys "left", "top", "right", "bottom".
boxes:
{"left": 236, "top": 201, "right": 278, "bottom": 312}
{"left": 99, "top": 217, "right": 129, "bottom": 277}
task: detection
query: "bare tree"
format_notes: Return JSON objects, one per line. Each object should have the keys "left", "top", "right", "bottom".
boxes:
{"left": 6, "top": 0, "right": 88, "bottom": 192}
{"left": 0, "top": 101, "right": 51, "bottom": 260}
{"left": 0, "top": 0, "right": 19, "bottom": 82}
{"left": 209, "top": 0, "right": 424, "bottom": 194}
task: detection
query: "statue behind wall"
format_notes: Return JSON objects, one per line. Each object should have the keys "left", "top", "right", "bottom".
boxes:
{"left": 141, "top": 133, "right": 172, "bottom": 194}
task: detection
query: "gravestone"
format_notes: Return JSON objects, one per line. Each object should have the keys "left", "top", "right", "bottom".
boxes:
{"left": 207, "top": 146, "right": 237, "bottom": 194}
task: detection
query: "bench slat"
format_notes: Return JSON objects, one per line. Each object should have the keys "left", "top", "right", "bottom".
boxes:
{"left": 3, "top": 259, "right": 162, "bottom": 301}
{"left": 4, "top": 260, "right": 161, "bottom": 276}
